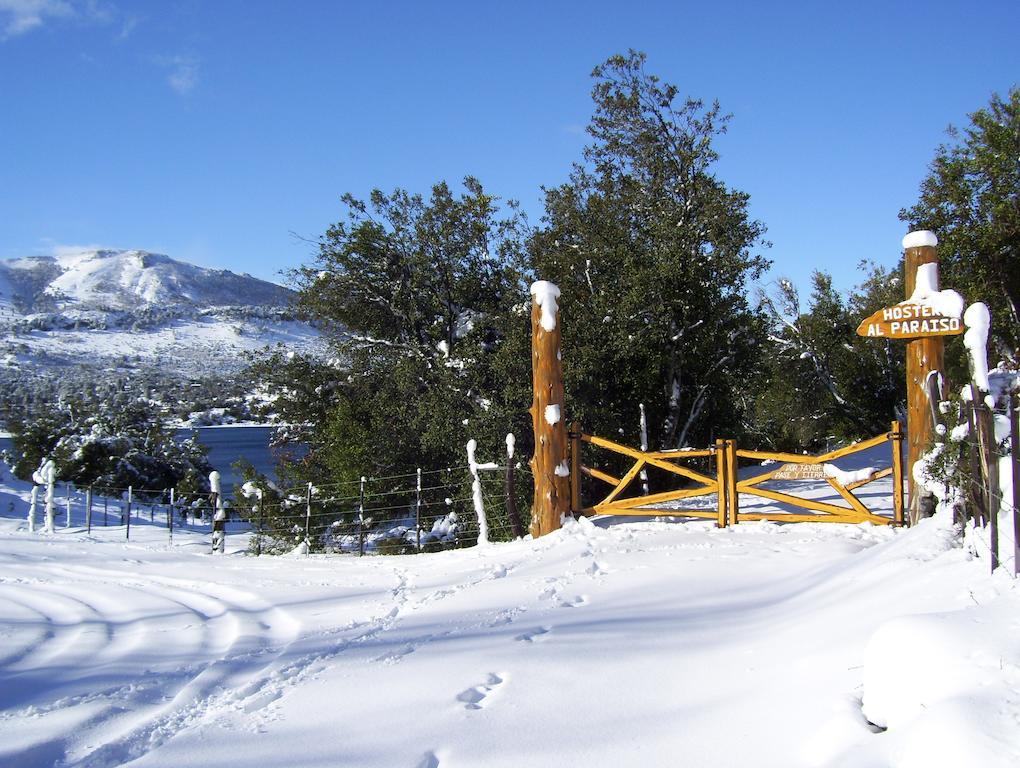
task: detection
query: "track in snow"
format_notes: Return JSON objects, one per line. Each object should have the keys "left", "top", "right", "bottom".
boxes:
{"left": 0, "top": 558, "right": 300, "bottom": 767}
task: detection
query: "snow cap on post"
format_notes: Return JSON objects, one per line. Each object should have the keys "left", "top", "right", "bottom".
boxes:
{"left": 963, "top": 302, "right": 991, "bottom": 392}
{"left": 906, "top": 263, "right": 965, "bottom": 319}
{"left": 901, "top": 230, "right": 938, "bottom": 250}
{"left": 530, "top": 280, "right": 561, "bottom": 332}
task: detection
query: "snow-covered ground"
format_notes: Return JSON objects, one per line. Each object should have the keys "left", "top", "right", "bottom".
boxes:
{"left": 4, "top": 315, "right": 320, "bottom": 370}
{"left": 0, "top": 248, "right": 323, "bottom": 374}
{"left": 0, "top": 471, "right": 1017, "bottom": 767}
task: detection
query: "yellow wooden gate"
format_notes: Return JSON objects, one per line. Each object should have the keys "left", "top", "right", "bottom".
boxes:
{"left": 569, "top": 422, "right": 905, "bottom": 527}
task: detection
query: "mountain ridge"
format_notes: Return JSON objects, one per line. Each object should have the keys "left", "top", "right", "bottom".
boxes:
{"left": 0, "top": 248, "right": 321, "bottom": 376}
{"left": 0, "top": 248, "right": 293, "bottom": 315}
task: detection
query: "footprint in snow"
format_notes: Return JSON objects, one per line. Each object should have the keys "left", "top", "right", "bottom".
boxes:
{"left": 456, "top": 673, "right": 505, "bottom": 710}
{"left": 417, "top": 751, "right": 441, "bottom": 768}
{"left": 559, "top": 595, "right": 588, "bottom": 608}
{"left": 486, "top": 608, "right": 522, "bottom": 627}
{"left": 373, "top": 644, "right": 416, "bottom": 664}
{"left": 514, "top": 625, "right": 551, "bottom": 643}
{"left": 489, "top": 564, "right": 510, "bottom": 579}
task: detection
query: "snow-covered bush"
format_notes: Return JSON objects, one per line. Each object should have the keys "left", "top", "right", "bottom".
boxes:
{"left": 9, "top": 395, "right": 212, "bottom": 498}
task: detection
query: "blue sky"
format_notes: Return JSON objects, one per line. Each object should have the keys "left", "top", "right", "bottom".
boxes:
{"left": 2, "top": 0, "right": 1017, "bottom": 298}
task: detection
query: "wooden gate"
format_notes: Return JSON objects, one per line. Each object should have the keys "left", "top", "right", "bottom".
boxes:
{"left": 570, "top": 422, "right": 905, "bottom": 527}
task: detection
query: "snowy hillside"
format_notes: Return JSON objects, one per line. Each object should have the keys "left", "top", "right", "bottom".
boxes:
{"left": 0, "top": 248, "right": 321, "bottom": 374}
{"left": 0, "top": 248, "right": 291, "bottom": 313}
{"left": 0, "top": 473, "right": 1016, "bottom": 768}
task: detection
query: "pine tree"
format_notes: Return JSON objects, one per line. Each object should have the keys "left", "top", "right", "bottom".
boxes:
{"left": 531, "top": 51, "right": 770, "bottom": 450}
{"left": 901, "top": 87, "right": 1020, "bottom": 365}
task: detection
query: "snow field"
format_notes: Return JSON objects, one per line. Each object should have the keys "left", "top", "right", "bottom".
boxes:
{"left": 1, "top": 481, "right": 1017, "bottom": 768}
{"left": 7, "top": 315, "right": 320, "bottom": 371}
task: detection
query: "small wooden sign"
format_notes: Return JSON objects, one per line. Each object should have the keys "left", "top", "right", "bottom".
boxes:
{"left": 771, "top": 463, "right": 826, "bottom": 481}
{"left": 856, "top": 303, "right": 962, "bottom": 339}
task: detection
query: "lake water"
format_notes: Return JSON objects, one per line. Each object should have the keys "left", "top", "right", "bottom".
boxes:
{"left": 0, "top": 425, "right": 285, "bottom": 493}
{"left": 178, "top": 425, "right": 283, "bottom": 489}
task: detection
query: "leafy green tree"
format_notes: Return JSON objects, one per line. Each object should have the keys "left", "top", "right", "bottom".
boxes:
{"left": 531, "top": 51, "right": 770, "bottom": 451}
{"left": 752, "top": 265, "right": 906, "bottom": 450}
{"left": 253, "top": 178, "right": 532, "bottom": 541}
{"left": 901, "top": 87, "right": 1020, "bottom": 365}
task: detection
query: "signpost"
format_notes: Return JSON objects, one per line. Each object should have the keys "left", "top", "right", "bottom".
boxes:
{"left": 856, "top": 231, "right": 962, "bottom": 524}
{"left": 771, "top": 463, "right": 826, "bottom": 481}
{"left": 856, "top": 304, "right": 962, "bottom": 339}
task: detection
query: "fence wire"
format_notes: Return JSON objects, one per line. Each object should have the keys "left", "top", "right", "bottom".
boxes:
{"left": 22, "top": 463, "right": 530, "bottom": 556}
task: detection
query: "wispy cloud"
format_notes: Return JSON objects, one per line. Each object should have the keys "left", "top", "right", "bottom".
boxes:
{"left": 0, "top": 0, "right": 118, "bottom": 41}
{"left": 49, "top": 242, "right": 114, "bottom": 259}
{"left": 0, "top": 0, "right": 74, "bottom": 39}
{"left": 162, "top": 54, "right": 200, "bottom": 95}
{"left": 115, "top": 12, "right": 135, "bottom": 40}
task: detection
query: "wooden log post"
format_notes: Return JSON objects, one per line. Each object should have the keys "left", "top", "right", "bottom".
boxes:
{"left": 569, "top": 421, "right": 582, "bottom": 514}
{"left": 638, "top": 403, "right": 650, "bottom": 496}
{"left": 529, "top": 281, "right": 569, "bottom": 537}
{"left": 726, "top": 440, "right": 739, "bottom": 525}
{"left": 715, "top": 439, "right": 728, "bottom": 528}
{"left": 903, "top": 231, "right": 945, "bottom": 525}
{"left": 890, "top": 420, "right": 905, "bottom": 527}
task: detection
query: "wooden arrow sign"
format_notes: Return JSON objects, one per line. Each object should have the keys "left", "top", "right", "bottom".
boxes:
{"left": 856, "top": 303, "right": 963, "bottom": 339}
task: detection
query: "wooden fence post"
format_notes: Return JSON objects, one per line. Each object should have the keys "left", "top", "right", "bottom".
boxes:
{"left": 28, "top": 485, "right": 38, "bottom": 533}
{"left": 505, "top": 435, "right": 524, "bottom": 539}
{"left": 726, "top": 440, "right": 739, "bottom": 525}
{"left": 85, "top": 486, "right": 92, "bottom": 534}
{"left": 209, "top": 472, "right": 223, "bottom": 553}
{"left": 305, "top": 482, "right": 312, "bottom": 551}
{"left": 903, "top": 231, "right": 945, "bottom": 524}
{"left": 569, "top": 421, "right": 582, "bottom": 514}
{"left": 1011, "top": 392, "right": 1019, "bottom": 578}
{"left": 529, "top": 281, "right": 569, "bottom": 537}
{"left": 715, "top": 439, "right": 727, "bottom": 528}
{"left": 639, "top": 403, "right": 650, "bottom": 496}
{"left": 125, "top": 486, "right": 133, "bottom": 540}
{"left": 358, "top": 477, "right": 365, "bottom": 556}
{"left": 971, "top": 385, "right": 1000, "bottom": 572}
{"left": 43, "top": 461, "right": 55, "bottom": 534}
{"left": 416, "top": 468, "right": 423, "bottom": 552}
{"left": 890, "top": 421, "right": 905, "bottom": 526}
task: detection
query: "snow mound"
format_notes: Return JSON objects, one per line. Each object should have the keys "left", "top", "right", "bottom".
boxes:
{"left": 861, "top": 592, "right": 1020, "bottom": 768}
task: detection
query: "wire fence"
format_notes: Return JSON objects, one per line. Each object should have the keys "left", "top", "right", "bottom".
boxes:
{"left": 21, "top": 461, "right": 535, "bottom": 557}
{"left": 947, "top": 391, "right": 1020, "bottom": 577}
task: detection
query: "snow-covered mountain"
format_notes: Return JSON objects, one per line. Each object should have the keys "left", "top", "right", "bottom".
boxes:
{"left": 0, "top": 248, "right": 292, "bottom": 314}
{"left": 0, "top": 248, "right": 321, "bottom": 374}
